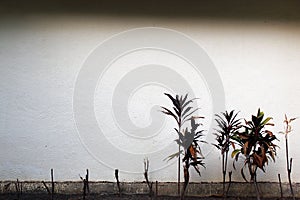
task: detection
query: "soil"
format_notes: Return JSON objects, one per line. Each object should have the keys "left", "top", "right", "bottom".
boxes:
{"left": 0, "top": 193, "right": 290, "bottom": 200}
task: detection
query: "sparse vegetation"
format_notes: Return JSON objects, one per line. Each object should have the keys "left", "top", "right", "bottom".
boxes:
{"left": 280, "top": 115, "right": 297, "bottom": 200}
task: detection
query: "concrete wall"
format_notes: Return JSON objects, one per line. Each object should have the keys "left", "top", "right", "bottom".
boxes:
{"left": 2, "top": 181, "right": 300, "bottom": 198}
{"left": 1, "top": 0, "right": 300, "bottom": 182}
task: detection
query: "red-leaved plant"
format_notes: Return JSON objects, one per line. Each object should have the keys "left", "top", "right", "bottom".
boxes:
{"left": 231, "top": 109, "right": 278, "bottom": 200}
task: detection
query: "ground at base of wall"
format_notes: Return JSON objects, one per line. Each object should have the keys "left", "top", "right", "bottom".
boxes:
{"left": 0, "top": 193, "right": 295, "bottom": 200}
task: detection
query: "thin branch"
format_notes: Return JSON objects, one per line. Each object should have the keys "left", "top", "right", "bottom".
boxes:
{"left": 15, "top": 179, "right": 22, "bottom": 200}
{"left": 42, "top": 181, "right": 51, "bottom": 195}
{"left": 144, "top": 158, "right": 154, "bottom": 197}
{"left": 51, "top": 169, "right": 54, "bottom": 200}
{"left": 253, "top": 175, "right": 261, "bottom": 200}
{"left": 80, "top": 169, "right": 90, "bottom": 200}
{"left": 115, "top": 169, "right": 121, "bottom": 197}
{"left": 286, "top": 138, "right": 295, "bottom": 200}
{"left": 278, "top": 174, "right": 283, "bottom": 199}
{"left": 225, "top": 171, "right": 232, "bottom": 197}
{"left": 155, "top": 181, "right": 158, "bottom": 199}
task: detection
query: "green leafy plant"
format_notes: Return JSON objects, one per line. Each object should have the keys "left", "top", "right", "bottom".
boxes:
{"left": 231, "top": 109, "right": 277, "bottom": 200}
{"left": 161, "top": 93, "right": 205, "bottom": 199}
{"left": 280, "top": 115, "right": 297, "bottom": 200}
{"left": 213, "top": 110, "right": 241, "bottom": 196}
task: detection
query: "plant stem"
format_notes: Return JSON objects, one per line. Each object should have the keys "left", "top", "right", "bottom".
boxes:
{"left": 51, "top": 169, "right": 54, "bottom": 200}
{"left": 223, "top": 150, "right": 229, "bottom": 198}
{"left": 288, "top": 160, "right": 295, "bottom": 200}
{"left": 82, "top": 169, "right": 89, "bottom": 200}
{"left": 115, "top": 169, "right": 121, "bottom": 197}
{"left": 144, "top": 159, "right": 154, "bottom": 197}
{"left": 15, "top": 179, "right": 22, "bottom": 200}
{"left": 222, "top": 150, "right": 228, "bottom": 197}
{"left": 222, "top": 152, "right": 225, "bottom": 195}
{"left": 178, "top": 122, "right": 182, "bottom": 197}
{"left": 225, "top": 171, "right": 232, "bottom": 197}
{"left": 278, "top": 174, "right": 283, "bottom": 199}
{"left": 178, "top": 144, "right": 181, "bottom": 196}
{"left": 181, "top": 163, "right": 189, "bottom": 200}
{"left": 86, "top": 169, "right": 89, "bottom": 194}
{"left": 253, "top": 175, "right": 260, "bottom": 200}
{"left": 286, "top": 136, "right": 295, "bottom": 200}
{"left": 155, "top": 181, "right": 158, "bottom": 199}
{"left": 83, "top": 180, "right": 86, "bottom": 200}
{"left": 42, "top": 181, "right": 51, "bottom": 195}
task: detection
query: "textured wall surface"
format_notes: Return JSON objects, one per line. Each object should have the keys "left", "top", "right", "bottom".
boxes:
{"left": 1, "top": 181, "right": 300, "bottom": 197}
{"left": 0, "top": 0, "right": 300, "bottom": 182}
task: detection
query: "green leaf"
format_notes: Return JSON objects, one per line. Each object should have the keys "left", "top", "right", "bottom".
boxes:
{"left": 261, "top": 117, "right": 272, "bottom": 126}
{"left": 231, "top": 149, "right": 240, "bottom": 158}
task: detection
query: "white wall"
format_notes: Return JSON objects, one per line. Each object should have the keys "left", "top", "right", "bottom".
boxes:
{"left": 1, "top": 1, "right": 300, "bottom": 183}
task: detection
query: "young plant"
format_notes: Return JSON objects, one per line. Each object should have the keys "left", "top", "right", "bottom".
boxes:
{"left": 232, "top": 109, "right": 277, "bottom": 200}
{"left": 161, "top": 93, "right": 205, "bottom": 199}
{"left": 213, "top": 110, "right": 241, "bottom": 197}
{"left": 280, "top": 115, "right": 297, "bottom": 200}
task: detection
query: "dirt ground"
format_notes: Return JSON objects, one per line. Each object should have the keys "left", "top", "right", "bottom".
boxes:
{"left": 0, "top": 193, "right": 291, "bottom": 200}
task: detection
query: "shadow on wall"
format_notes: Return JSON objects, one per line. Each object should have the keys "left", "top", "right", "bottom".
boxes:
{"left": 0, "top": 0, "right": 300, "bottom": 21}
